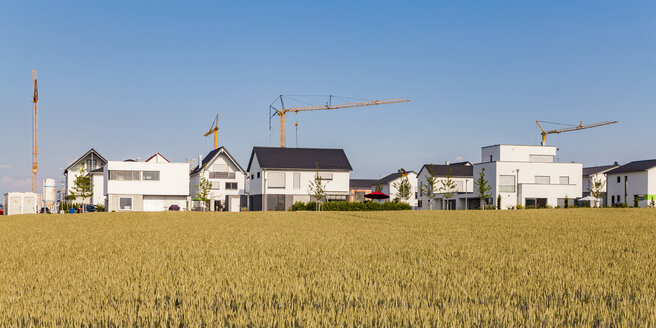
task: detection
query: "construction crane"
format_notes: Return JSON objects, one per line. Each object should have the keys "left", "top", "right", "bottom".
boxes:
{"left": 31, "top": 70, "right": 39, "bottom": 193}
{"left": 269, "top": 96, "right": 410, "bottom": 147}
{"left": 536, "top": 120, "right": 618, "bottom": 146}
{"left": 203, "top": 113, "right": 219, "bottom": 150}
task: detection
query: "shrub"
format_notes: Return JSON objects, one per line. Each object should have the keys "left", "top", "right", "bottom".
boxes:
{"left": 291, "top": 201, "right": 411, "bottom": 211}
{"left": 496, "top": 195, "right": 502, "bottom": 210}
{"left": 564, "top": 195, "right": 569, "bottom": 209}
{"left": 516, "top": 204, "right": 524, "bottom": 210}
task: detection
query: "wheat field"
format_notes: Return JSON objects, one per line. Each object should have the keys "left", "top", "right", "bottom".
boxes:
{"left": 0, "top": 209, "right": 654, "bottom": 326}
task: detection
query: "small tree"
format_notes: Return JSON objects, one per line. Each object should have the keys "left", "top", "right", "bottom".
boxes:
{"left": 421, "top": 165, "right": 438, "bottom": 210}
{"left": 194, "top": 175, "right": 212, "bottom": 211}
{"left": 374, "top": 183, "right": 383, "bottom": 192}
{"left": 587, "top": 167, "right": 606, "bottom": 208}
{"left": 70, "top": 163, "right": 93, "bottom": 211}
{"left": 564, "top": 195, "right": 569, "bottom": 209}
{"left": 649, "top": 199, "right": 655, "bottom": 208}
{"left": 308, "top": 164, "right": 327, "bottom": 211}
{"left": 475, "top": 168, "right": 492, "bottom": 210}
{"left": 392, "top": 169, "right": 412, "bottom": 203}
{"left": 438, "top": 168, "right": 457, "bottom": 210}
{"left": 496, "top": 194, "right": 501, "bottom": 210}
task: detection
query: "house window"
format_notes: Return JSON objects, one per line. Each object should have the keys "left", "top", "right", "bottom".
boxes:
{"left": 225, "top": 182, "right": 238, "bottom": 190}
{"left": 318, "top": 173, "right": 333, "bottom": 181}
{"left": 499, "top": 175, "right": 515, "bottom": 192}
{"left": 142, "top": 171, "right": 160, "bottom": 181}
{"left": 489, "top": 155, "right": 493, "bottom": 162}
{"left": 119, "top": 197, "right": 132, "bottom": 210}
{"left": 419, "top": 181, "right": 423, "bottom": 196}
{"left": 257, "top": 172, "right": 261, "bottom": 178}
{"left": 293, "top": 173, "right": 301, "bottom": 189}
{"left": 268, "top": 172, "right": 286, "bottom": 188}
{"left": 109, "top": 170, "right": 141, "bottom": 181}
{"left": 529, "top": 155, "right": 554, "bottom": 163}
{"left": 211, "top": 181, "right": 221, "bottom": 190}
{"left": 559, "top": 176, "right": 569, "bottom": 185}
{"left": 418, "top": 200, "right": 423, "bottom": 208}
{"left": 617, "top": 176, "right": 621, "bottom": 183}
{"left": 535, "top": 176, "right": 550, "bottom": 184}
{"left": 611, "top": 195, "right": 615, "bottom": 203}
{"left": 86, "top": 159, "right": 98, "bottom": 170}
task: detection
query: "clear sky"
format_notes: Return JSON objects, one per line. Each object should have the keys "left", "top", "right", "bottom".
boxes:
{"left": 1, "top": 1, "right": 654, "bottom": 196}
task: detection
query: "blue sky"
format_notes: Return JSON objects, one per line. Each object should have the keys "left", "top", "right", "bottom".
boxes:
{"left": 1, "top": 1, "right": 654, "bottom": 196}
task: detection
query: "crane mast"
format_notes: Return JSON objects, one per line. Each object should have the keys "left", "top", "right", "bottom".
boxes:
{"left": 270, "top": 97, "right": 410, "bottom": 147}
{"left": 536, "top": 120, "right": 618, "bottom": 145}
{"left": 31, "top": 70, "right": 39, "bottom": 193}
{"left": 203, "top": 114, "right": 219, "bottom": 150}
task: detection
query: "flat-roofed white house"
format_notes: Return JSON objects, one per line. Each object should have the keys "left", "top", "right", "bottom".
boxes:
{"left": 581, "top": 162, "right": 620, "bottom": 207}
{"left": 247, "top": 147, "right": 352, "bottom": 211}
{"left": 375, "top": 171, "right": 418, "bottom": 208}
{"left": 473, "top": 144, "right": 582, "bottom": 209}
{"left": 417, "top": 162, "right": 475, "bottom": 210}
{"left": 605, "top": 159, "right": 656, "bottom": 207}
{"left": 103, "top": 154, "right": 190, "bottom": 212}
{"left": 63, "top": 148, "right": 107, "bottom": 206}
{"left": 189, "top": 147, "right": 246, "bottom": 212}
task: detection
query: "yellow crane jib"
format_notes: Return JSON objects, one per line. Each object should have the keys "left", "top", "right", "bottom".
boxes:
{"left": 536, "top": 120, "right": 619, "bottom": 146}
{"left": 269, "top": 96, "right": 410, "bottom": 147}
{"left": 203, "top": 114, "right": 219, "bottom": 150}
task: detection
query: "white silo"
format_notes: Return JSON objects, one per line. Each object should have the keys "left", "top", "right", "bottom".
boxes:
{"left": 43, "top": 178, "right": 56, "bottom": 212}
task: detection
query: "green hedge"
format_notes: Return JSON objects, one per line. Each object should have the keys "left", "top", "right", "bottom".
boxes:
{"left": 291, "top": 201, "right": 411, "bottom": 211}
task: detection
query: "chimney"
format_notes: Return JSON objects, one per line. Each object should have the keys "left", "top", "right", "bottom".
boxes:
{"left": 445, "top": 160, "right": 450, "bottom": 165}
{"left": 198, "top": 155, "right": 202, "bottom": 169}
{"left": 136, "top": 157, "right": 141, "bottom": 162}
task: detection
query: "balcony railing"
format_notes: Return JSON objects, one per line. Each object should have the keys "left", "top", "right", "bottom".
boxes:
{"left": 209, "top": 172, "right": 235, "bottom": 179}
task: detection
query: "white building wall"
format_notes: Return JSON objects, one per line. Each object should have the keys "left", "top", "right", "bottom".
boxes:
{"left": 91, "top": 174, "right": 105, "bottom": 205}
{"left": 416, "top": 168, "right": 474, "bottom": 210}
{"left": 606, "top": 171, "right": 649, "bottom": 207}
{"left": 247, "top": 156, "right": 263, "bottom": 196}
{"left": 104, "top": 161, "right": 190, "bottom": 196}
{"left": 383, "top": 172, "right": 418, "bottom": 207}
{"left": 482, "top": 145, "right": 557, "bottom": 162}
{"left": 190, "top": 151, "right": 246, "bottom": 211}
{"left": 262, "top": 170, "right": 350, "bottom": 195}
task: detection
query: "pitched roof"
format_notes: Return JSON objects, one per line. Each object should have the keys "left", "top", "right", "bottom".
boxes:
{"left": 350, "top": 179, "right": 378, "bottom": 188}
{"left": 64, "top": 148, "right": 107, "bottom": 173}
{"left": 582, "top": 163, "right": 620, "bottom": 176}
{"left": 419, "top": 163, "right": 473, "bottom": 178}
{"left": 247, "top": 147, "right": 352, "bottom": 171}
{"left": 376, "top": 171, "right": 417, "bottom": 185}
{"left": 606, "top": 159, "right": 656, "bottom": 175}
{"left": 191, "top": 147, "right": 245, "bottom": 175}
{"left": 145, "top": 153, "right": 170, "bottom": 163}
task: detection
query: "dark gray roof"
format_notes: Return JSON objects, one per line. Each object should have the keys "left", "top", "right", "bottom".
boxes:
{"left": 64, "top": 148, "right": 107, "bottom": 173}
{"left": 606, "top": 159, "right": 656, "bottom": 175}
{"left": 247, "top": 147, "right": 352, "bottom": 171}
{"left": 420, "top": 163, "right": 473, "bottom": 177}
{"left": 191, "top": 146, "right": 245, "bottom": 175}
{"left": 582, "top": 163, "right": 620, "bottom": 176}
{"left": 350, "top": 179, "right": 377, "bottom": 188}
{"left": 376, "top": 171, "right": 417, "bottom": 185}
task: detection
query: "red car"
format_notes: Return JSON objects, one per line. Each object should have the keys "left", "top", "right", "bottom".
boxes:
{"left": 0, "top": 204, "right": 4, "bottom": 215}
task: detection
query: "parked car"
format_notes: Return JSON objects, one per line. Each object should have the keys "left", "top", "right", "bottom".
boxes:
{"left": 0, "top": 204, "right": 4, "bottom": 215}
{"left": 168, "top": 204, "right": 180, "bottom": 211}
{"left": 85, "top": 205, "right": 97, "bottom": 212}
{"left": 39, "top": 207, "right": 51, "bottom": 214}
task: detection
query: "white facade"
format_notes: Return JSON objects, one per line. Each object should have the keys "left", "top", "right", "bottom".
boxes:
{"left": 104, "top": 159, "right": 190, "bottom": 212}
{"left": 606, "top": 167, "right": 656, "bottom": 207}
{"left": 64, "top": 149, "right": 107, "bottom": 206}
{"left": 189, "top": 148, "right": 246, "bottom": 212}
{"left": 474, "top": 145, "right": 582, "bottom": 209}
{"left": 248, "top": 153, "right": 351, "bottom": 211}
{"left": 417, "top": 164, "right": 474, "bottom": 210}
{"left": 379, "top": 172, "right": 419, "bottom": 208}
{"left": 3, "top": 192, "right": 38, "bottom": 215}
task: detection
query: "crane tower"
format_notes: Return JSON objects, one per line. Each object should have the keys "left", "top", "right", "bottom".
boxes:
{"left": 31, "top": 70, "right": 39, "bottom": 193}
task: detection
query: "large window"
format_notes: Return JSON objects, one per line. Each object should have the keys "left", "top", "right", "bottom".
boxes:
{"left": 293, "top": 173, "right": 301, "bottom": 189}
{"left": 119, "top": 197, "right": 132, "bottom": 210}
{"left": 143, "top": 171, "right": 160, "bottom": 181}
{"left": 499, "top": 175, "right": 515, "bottom": 192}
{"left": 535, "top": 176, "right": 550, "bottom": 184}
{"left": 211, "top": 181, "right": 221, "bottom": 190}
{"left": 318, "top": 173, "right": 333, "bottom": 181}
{"left": 529, "top": 155, "right": 554, "bottom": 163}
{"left": 225, "top": 182, "right": 238, "bottom": 190}
{"left": 559, "top": 176, "right": 569, "bottom": 185}
{"left": 268, "top": 172, "right": 286, "bottom": 188}
{"left": 109, "top": 170, "right": 141, "bottom": 181}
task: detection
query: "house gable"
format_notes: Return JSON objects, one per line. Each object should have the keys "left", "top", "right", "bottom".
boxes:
{"left": 64, "top": 148, "right": 107, "bottom": 174}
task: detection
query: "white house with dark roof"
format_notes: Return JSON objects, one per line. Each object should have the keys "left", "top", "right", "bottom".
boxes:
{"left": 417, "top": 162, "right": 475, "bottom": 210}
{"left": 605, "top": 159, "right": 656, "bottom": 207}
{"left": 63, "top": 148, "right": 108, "bottom": 206}
{"left": 473, "top": 144, "right": 582, "bottom": 209}
{"left": 374, "top": 171, "right": 418, "bottom": 208}
{"left": 189, "top": 147, "right": 246, "bottom": 212}
{"left": 581, "top": 162, "right": 620, "bottom": 207}
{"left": 246, "top": 147, "right": 352, "bottom": 211}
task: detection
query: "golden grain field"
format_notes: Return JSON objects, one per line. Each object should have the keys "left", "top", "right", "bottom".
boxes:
{"left": 0, "top": 209, "right": 655, "bottom": 326}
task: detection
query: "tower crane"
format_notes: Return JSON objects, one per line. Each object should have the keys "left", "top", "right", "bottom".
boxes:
{"left": 269, "top": 96, "right": 410, "bottom": 147}
{"left": 536, "top": 120, "right": 618, "bottom": 146}
{"left": 31, "top": 70, "right": 39, "bottom": 193}
{"left": 203, "top": 114, "right": 219, "bottom": 150}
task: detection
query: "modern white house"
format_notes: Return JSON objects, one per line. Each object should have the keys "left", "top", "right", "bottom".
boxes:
{"left": 605, "top": 159, "right": 656, "bottom": 207}
{"left": 103, "top": 154, "right": 190, "bottom": 211}
{"left": 473, "top": 144, "right": 582, "bottom": 209}
{"left": 417, "top": 162, "right": 475, "bottom": 210}
{"left": 63, "top": 148, "right": 108, "bottom": 206}
{"left": 189, "top": 147, "right": 247, "bottom": 212}
{"left": 246, "top": 147, "right": 352, "bottom": 211}
{"left": 375, "top": 171, "right": 418, "bottom": 208}
{"left": 348, "top": 179, "right": 377, "bottom": 202}
{"left": 581, "top": 162, "right": 620, "bottom": 207}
